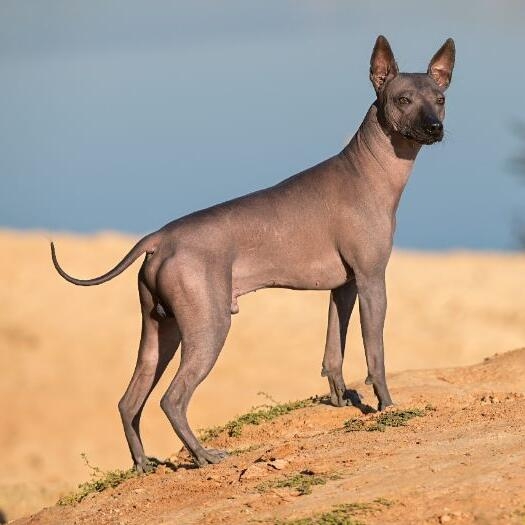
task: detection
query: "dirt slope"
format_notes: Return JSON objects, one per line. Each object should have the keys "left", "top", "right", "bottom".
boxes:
{"left": 14, "top": 349, "right": 525, "bottom": 525}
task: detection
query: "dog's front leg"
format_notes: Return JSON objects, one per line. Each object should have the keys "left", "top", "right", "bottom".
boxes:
{"left": 322, "top": 281, "right": 357, "bottom": 406}
{"left": 355, "top": 270, "right": 393, "bottom": 411}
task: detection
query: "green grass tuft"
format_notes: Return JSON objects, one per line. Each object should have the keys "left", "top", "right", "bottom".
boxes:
{"left": 513, "top": 505, "right": 525, "bottom": 524}
{"left": 199, "top": 393, "right": 319, "bottom": 442}
{"left": 274, "top": 498, "right": 394, "bottom": 525}
{"left": 343, "top": 418, "right": 367, "bottom": 432}
{"left": 344, "top": 406, "right": 431, "bottom": 433}
{"left": 228, "top": 444, "right": 262, "bottom": 456}
{"left": 258, "top": 470, "right": 341, "bottom": 496}
{"left": 375, "top": 407, "right": 426, "bottom": 427}
{"left": 57, "top": 453, "right": 139, "bottom": 505}
{"left": 372, "top": 497, "right": 394, "bottom": 508}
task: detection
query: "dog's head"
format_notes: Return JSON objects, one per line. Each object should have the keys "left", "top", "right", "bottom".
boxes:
{"left": 370, "top": 36, "right": 455, "bottom": 145}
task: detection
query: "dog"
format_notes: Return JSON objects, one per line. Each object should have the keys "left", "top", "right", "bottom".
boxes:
{"left": 51, "top": 35, "right": 455, "bottom": 470}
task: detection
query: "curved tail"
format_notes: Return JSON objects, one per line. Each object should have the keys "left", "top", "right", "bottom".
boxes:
{"left": 50, "top": 233, "right": 160, "bottom": 286}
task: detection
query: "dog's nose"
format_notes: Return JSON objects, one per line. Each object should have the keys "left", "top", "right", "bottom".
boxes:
{"left": 425, "top": 121, "right": 443, "bottom": 135}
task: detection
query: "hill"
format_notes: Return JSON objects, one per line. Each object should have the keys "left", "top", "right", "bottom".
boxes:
{"left": 14, "top": 349, "right": 525, "bottom": 525}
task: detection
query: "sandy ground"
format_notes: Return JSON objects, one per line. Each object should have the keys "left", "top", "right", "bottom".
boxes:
{"left": 13, "top": 349, "right": 525, "bottom": 525}
{"left": 1, "top": 229, "right": 525, "bottom": 523}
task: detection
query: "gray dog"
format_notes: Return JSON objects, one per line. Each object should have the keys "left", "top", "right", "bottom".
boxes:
{"left": 52, "top": 36, "right": 455, "bottom": 471}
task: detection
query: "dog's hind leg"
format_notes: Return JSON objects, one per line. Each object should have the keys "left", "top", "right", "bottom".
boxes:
{"left": 159, "top": 266, "right": 232, "bottom": 467}
{"left": 160, "top": 315, "right": 231, "bottom": 466}
{"left": 118, "top": 277, "right": 180, "bottom": 473}
{"left": 322, "top": 280, "right": 357, "bottom": 407}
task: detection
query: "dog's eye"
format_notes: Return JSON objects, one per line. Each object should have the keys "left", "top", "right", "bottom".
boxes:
{"left": 436, "top": 97, "right": 445, "bottom": 105}
{"left": 398, "top": 96, "right": 411, "bottom": 105}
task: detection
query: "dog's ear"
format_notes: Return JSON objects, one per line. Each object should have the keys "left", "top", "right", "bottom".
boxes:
{"left": 370, "top": 35, "right": 398, "bottom": 94}
{"left": 427, "top": 38, "right": 455, "bottom": 90}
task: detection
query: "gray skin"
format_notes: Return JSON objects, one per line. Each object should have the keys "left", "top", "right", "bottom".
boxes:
{"left": 51, "top": 35, "right": 455, "bottom": 471}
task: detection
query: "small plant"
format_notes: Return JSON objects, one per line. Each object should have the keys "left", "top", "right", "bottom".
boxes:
{"left": 371, "top": 407, "right": 426, "bottom": 431}
{"left": 513, "top": 505, "right": 525, "bottom": 524}
{"left": 199, "top": 393, "right": 319, "bottom": 442}
{"left": 258, "top": 470, "right": 340, "bottom": 496}
{"left": 344, "top": 407, "right": 431, "bottom": 433}
{"left": 343, "top": 418, "right": 366, "bottom": 432}
{"left": 57, "top": 453, "right": 139, "bottom": 505}
{"left": 228, "top": 444, "right": 262, "bottom": 456}
{"left": 274, "top": 498, "right": 393, "bottom": 525}
{"left": 372, "top": 497, "right": 394, "bottom": 508}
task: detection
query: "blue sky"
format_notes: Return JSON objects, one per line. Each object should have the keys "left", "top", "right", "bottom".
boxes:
{"left": 1, "top": 1, "right": 525, "bottom": 249}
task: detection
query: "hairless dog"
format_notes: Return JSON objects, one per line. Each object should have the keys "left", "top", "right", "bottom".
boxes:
{"left": 51, "top": 36, "right": 455, "bottom": 471}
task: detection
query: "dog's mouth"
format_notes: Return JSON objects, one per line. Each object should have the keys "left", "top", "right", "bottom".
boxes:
{"left": 400, "top": 128, "right": 443, "bottom": 145}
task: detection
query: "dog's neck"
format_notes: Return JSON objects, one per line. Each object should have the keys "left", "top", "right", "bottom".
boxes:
{"left": 341, "top": 102, "right": 421, "bottom": 211}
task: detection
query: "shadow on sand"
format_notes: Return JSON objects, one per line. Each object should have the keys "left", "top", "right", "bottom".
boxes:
{"left": 318, "top": 389, "right": 376, "bottom": 414}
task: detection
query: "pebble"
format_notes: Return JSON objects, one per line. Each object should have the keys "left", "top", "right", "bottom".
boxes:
{"left": 306, "top": 461, "right": 333, "bottom": 475}
{"left": 239, "top": 464, "right": 267, "bottom": 480}
{"left": 268, "top": 459, "right": 288, "bottom": 470}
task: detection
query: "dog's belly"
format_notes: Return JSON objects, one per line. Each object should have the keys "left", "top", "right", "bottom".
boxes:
{"left": 231, "top": 250, "right": 351, "bottom": 312}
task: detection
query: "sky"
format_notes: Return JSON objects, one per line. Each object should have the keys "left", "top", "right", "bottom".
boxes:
{"left": 1, "top": 1, "right": 525, "bottom": 250}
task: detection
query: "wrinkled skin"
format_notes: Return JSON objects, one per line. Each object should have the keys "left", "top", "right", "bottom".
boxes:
{"left": 51, "top": 35, "right": 455, "bottom": 469}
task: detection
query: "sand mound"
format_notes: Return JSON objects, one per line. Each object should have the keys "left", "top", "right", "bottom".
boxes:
{"left": 13, "top": 349, "right": 525, "bottom": 525}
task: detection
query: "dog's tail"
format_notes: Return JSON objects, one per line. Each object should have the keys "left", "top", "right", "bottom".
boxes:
{"left": 50, "top": 232, "right": 160, "bottom": 286}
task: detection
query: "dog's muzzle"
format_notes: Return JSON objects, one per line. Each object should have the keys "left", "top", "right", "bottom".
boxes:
{"left": 401, "top": 126, "right": 443, "bottom": 145}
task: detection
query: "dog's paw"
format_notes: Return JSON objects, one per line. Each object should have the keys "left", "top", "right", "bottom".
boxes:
{"left": 326, "top": 375, "right": 351, "bottom": 407}
{"left": 195, "top": 448, "right": 229, "bottom": 467}
{"left": 134, "top": 458, "right": 158, "bottom": 474}
{"left": 378, "top": 401, "right": 395, "bottom": 412}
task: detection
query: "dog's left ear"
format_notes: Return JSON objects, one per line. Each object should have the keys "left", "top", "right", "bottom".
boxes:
{"left": 427, "top": 38, "right": 455, "bottom": 90}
